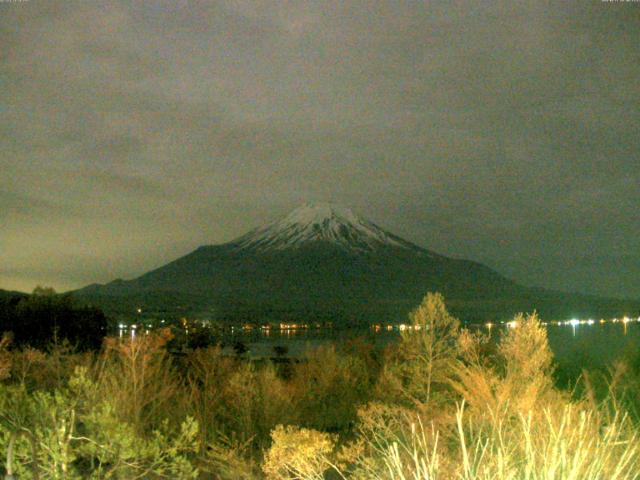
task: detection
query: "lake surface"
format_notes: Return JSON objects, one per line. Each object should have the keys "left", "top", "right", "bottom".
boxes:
{"left": 218, "top": 319, "right": 640, "bottom": 368}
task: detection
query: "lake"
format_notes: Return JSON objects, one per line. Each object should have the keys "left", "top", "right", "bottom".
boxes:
{"left": 218, "top": 318, "right": 640, "bottom": 368}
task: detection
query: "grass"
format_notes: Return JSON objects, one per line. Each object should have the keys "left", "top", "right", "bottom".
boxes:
{"left": 342, "top": 402, "right": 640, "bottom": 480}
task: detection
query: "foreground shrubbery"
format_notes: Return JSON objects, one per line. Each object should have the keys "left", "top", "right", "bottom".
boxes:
{"left": 0, "top": 293, "right": 639, "bottom": 479}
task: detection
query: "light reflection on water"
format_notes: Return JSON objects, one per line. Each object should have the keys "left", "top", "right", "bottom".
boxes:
{"left": 223, "top": 321, "right": 640, "bottom": 367}
{"left": 545, "top": 322, "right": 640, "bottom": 367}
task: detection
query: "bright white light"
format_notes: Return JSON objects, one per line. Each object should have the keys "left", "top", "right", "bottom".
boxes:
{"left": 568, "top": 319, "right": 580, "bottom": 327}
{"left": 586, "top": 319, "right": 595, "bottom": 325}
{"left": 507, "top": 320, "right": 518, "bottom": 329}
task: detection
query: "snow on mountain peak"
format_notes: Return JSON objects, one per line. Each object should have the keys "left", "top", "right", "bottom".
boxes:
{"left": 280, "top": 203, "right": 359, "bottom": 226}
{"left": 232, "top": 203, "right": 415, "bottom": 252}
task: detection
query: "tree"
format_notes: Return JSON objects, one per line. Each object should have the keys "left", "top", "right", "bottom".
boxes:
{"left": 0, "top": 287, "right": 107, "bottom": 350}
{"left": 379, "top": 292, "right": 460, "bottom": 407}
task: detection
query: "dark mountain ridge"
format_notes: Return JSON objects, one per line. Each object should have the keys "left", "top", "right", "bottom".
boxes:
{"left": 73, "top": 204, "right": 640, "bottom": 324}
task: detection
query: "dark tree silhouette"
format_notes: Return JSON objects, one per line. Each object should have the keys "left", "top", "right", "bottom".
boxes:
{"left": 0, "top": 287, "right": 107, "bottom": 350}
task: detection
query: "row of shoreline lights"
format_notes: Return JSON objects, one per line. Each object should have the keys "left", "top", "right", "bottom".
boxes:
{"left": 379, "top": 316, "right": 640, "bottom": 332}
{"left": 117, "top": 315, "right": 639, "bottom": 335}
{"left": 130, "top": 303, "right": 638, "bottom": 331}
{"left": 251, "top": 316, "right": 639, "bottom": 332}
{"left": 238, "top": 317, "right": 640, "bottom": 332}
{"left": 504, "top": 316, "right": 639, "bottom": 329}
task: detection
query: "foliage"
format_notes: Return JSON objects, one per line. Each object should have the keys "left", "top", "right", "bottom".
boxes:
{"left": 0, "top": 333, "right": 11, "bottom": 381}
{"left": 263, "top": 425, "right": 337, "bottom": 480}
{"left": 95, "top": 328, "right": 181, "bottom": 432}
{"left": 378, "top": 292, "right": 460, "bottom": 411}
{"left": 454, "top": 401, "right": 640, "bottom": 480}
{"left": 201, "top": 433, "right": 259, "bottom": 480}
{"left": 0, "top": 292, "right": 638, "bottom": 479}
{"left": 0, "top": 287, "right": 107, "bottom": 350}
{"left": 0, "top": 367, "right": 198, "bottom": 479}
{"left": 451, "top": 312, "right": 560, "bottom": 417}
{"left": 292, "top": 344, "right": 372, "bottom": 432}
{"left": 333, "top": 400, "right": 640, "bottom": 480}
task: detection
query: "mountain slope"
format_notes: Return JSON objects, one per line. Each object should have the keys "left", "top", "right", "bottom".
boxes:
{"left": 232, "top": 203, "right": 421, "bottom": 253}
{"left": 73, "top": 204, "right": 640, "bottom": 324}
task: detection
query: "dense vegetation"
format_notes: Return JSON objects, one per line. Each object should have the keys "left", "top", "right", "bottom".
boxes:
{"left": 0, "top": 287, "right": 107, "bottom": 350}
{"left": 0, "top": 292, "right": 639, "bottom": 478}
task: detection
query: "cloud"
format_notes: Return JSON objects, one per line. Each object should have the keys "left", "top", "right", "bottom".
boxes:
{"left": 1, "top": 0, "right": 638, "bottom": 298}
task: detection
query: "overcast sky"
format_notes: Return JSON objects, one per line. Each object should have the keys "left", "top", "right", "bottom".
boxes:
{"left": 1, "top": 1, "right": 638, "bottom": 299}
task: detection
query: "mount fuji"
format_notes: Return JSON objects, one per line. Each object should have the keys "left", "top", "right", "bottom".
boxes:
{"left": 73, "top": 204, "right": 638, "bottom": 324}
{"left": 232, "top": 203, "right": 419, "bottom": 253}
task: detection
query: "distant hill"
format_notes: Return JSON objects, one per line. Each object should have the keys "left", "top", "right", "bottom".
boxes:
{"left": 0, "top": 288, "right": 106, "bottom": 349}
{"left": 0, "top": 289, "right": 27, "bottom": 302}
{"left": 72, "top": 203, "right": 640, "bottom": 324}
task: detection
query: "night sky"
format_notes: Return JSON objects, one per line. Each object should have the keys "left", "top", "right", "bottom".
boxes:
{"left": 1, "top": 1, "right": 638, "bottom": 298}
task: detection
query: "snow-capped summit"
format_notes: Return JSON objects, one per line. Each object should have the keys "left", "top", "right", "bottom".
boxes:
{"left": 278, "top": 203, "right": 360, "bottom": 226}
{"left": 232, "top": 203, "right": 416, "bottom": 252}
